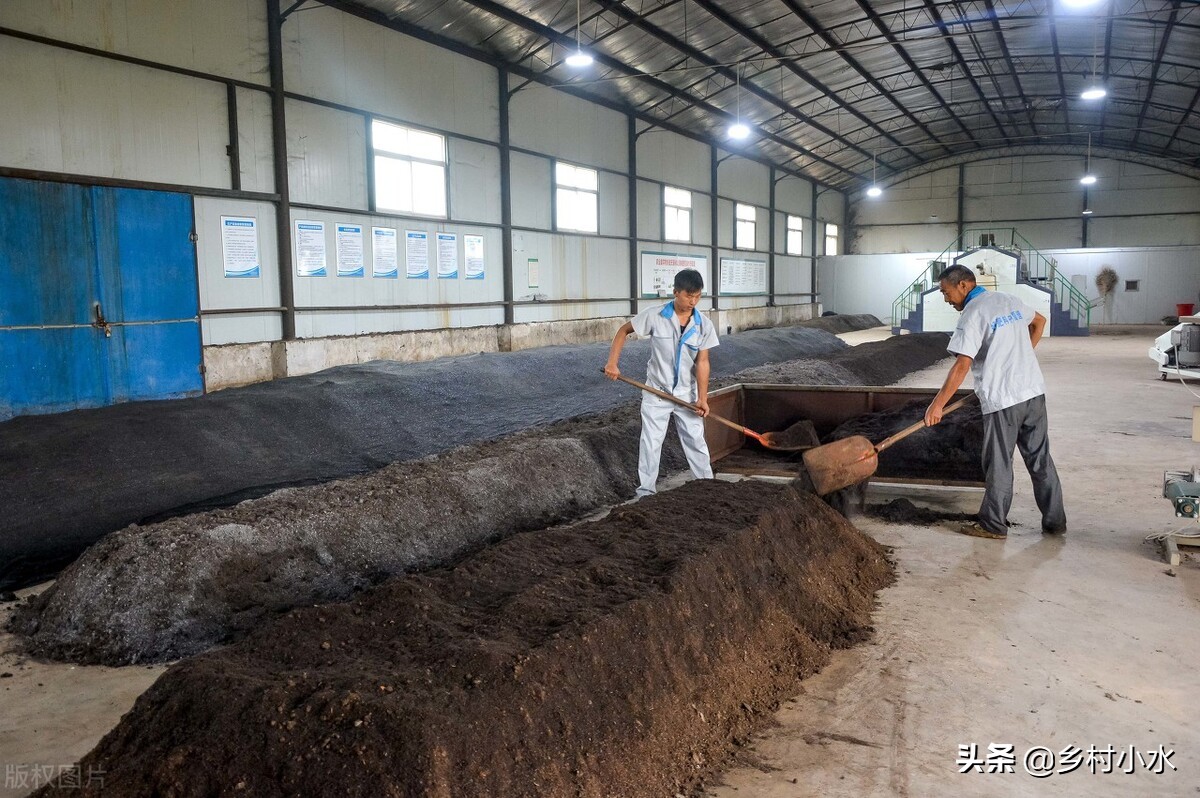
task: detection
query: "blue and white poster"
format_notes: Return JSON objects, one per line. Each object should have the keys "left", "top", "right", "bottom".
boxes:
{"left": 336, "top": 224, "right": 364, "bottom": 277}
{"left": 437, "top": 232, "right": 458, "bottom": 279}
{"left": 295, "top": 221, "right": 327, "bottom": 277}
{"left": 406, "top": 230, "right": 429, "bottom": 279}
{"left": 220, "top": 216, "right": 260, "bottom": 278}
{"left": 464, "top": 234, "right": 485, "bottom": 280}
{"left": 372, "top": 227, "right": 398, "bottom": 278}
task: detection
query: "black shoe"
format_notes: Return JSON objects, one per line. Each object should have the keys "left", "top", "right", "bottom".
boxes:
{"left": 1042, "top": 525, "right": 1067, "bottom": 535}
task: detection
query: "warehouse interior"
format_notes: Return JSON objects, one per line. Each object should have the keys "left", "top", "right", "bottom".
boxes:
{"left": 0, "top": 0, "right": 1198, "bottom": 795}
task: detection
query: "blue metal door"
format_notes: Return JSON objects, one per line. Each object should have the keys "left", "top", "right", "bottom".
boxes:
{"left": 0, "top": 177, "right": 203, "bottom": 419}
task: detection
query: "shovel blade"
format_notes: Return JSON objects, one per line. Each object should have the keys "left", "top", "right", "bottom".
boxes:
{"left": 802, "top": 436, "right": 879, "bottom": 495}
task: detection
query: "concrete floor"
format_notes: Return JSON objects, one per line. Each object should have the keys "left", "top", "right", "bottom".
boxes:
{"left": 708, "top": 327, "right": 1200, "bottom": 798}
{"left": 1, "top": 326, "right": 1197, "bottom": 797}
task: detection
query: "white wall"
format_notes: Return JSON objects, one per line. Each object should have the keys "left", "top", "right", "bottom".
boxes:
{"left": 852, "top": 156, "right": 1200, "bottom": 254}
{"left": 0, "top": 0, "right": 840, "bottom": 358}
{"left": 821, "top": 246, "right": 1200, "bottom": 326}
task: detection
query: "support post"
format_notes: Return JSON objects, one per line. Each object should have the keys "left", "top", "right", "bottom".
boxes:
{"left": 499, "top": 68, "right": 515, "bottom": 326}
{"left": 267, "top": 0, "right": 296, "bottom": 340}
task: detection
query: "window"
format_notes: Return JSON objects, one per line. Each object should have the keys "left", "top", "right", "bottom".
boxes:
{"left": 663, "top": 186, "right": 692, "bottom": 243}
{"left": 372, "top": 119, "right": 447, "bottom": 217}
{"left": 786, "top": 215, "right": 804, "bottom": 255}
{"left": 1125, "top": 280, "right": 1140, "bottom": 292}
{"left": 555, "top": 162, "right": 598, "bottom": 233}
{"left": 824, "top": 222, "right": 839, "bottom": 256}
{"left": 735, "top": 203, "right": 756, "bottom": 250}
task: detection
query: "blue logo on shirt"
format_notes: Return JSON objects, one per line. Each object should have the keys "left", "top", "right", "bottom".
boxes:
{"left": 989, "top": 310, "right": 1024, "bottom": 332}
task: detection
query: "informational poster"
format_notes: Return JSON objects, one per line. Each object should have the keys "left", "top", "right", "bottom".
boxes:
{"left": 372, "top": 227, "right": 398, "bottom": 278}
{"left": 436, "top": 232, "right": 458, "bottom": 279}
{"left": 295, "top": 220, "right": 327, "bottom": 277}
{"left": 220, "top": 216, "right": 260, "bottom": 278}
{"left": 335, "top": 223, "right": 364, "bottom": 277}
{"left": 639, "top": 251, "right": 709, "bottom": 297}
{"left": 464, "top": 234, "right": 485, "bottom": 280}
{"left": 719, "top": 257, "right": 767, "bottom": 295}
{"left": 405, "top": 230, "right": 429, "bottom": 279}
{"left": 527, "top": 258, "right": 539, "bottom": 289}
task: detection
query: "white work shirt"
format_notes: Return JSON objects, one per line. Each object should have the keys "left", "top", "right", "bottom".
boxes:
{"left": 948, "top": 288, "right": 1046, "bottom": 414}
{"left": 631, "top": 302, "right": 720, "bottom": 399}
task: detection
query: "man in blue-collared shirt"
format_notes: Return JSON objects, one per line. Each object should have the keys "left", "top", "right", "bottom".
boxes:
{"left": 604, "top": 268, "right": 720, "bottom": 497}
{"left": 925, "top": 264, "right": 1067, "bottom": 540}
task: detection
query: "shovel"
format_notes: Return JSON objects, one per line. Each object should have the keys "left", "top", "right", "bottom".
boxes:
{"left": 801, "top": 395, "right": 975, "bottom": 495}
{"left": 608, "top": 373, "right": 817, "bottom": 451}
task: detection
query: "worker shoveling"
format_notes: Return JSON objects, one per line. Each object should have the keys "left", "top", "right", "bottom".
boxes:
{"left": 803, "top": 395, "right": 976, "bottom": 495}
{"left": 612, "top": 374, "right": 819, "bottom": 451}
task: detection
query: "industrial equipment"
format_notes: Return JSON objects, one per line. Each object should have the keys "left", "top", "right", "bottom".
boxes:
{"left": 1149, "top": 316, "right": 1200, "bottom": 381}
{"left": 1164, "top": 468, "right": 1200, "bottom": 519}
{"left": 1149, "top": 468, "right": 1200, "bottom": 565}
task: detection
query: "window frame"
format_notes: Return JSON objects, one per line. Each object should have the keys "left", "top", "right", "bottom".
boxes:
{"left": 663, "top": 185, "right": 692, "bottom": 243}
{"left": 554, "top": 160, "right": 600, "bottom": 234}
{"left": 370, "top": 118, "right": 450, "bottom": 219}
{"left": 786, "top": 214, "right": 804, "bottom": 256}
{"left": 824, "top": 222, "right": 839, "bottom": 256}
{"left": 735, "top": 202, "right": 757, "bottom": 251}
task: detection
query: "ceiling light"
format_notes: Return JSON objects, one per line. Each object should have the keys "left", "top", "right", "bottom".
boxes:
{"left": 1062, "top": 0, "right": 1104, "bottom": 7}
{"left": 1080, "top": 86, "right": 1106, "bottom": 100}
{"left": 865, "top": 150, "right": 883, "bottom": 198}
{"left": 727, "top": 122, "right": 750, "bottom": 140}
{"left": 565, "top": 0, "right": 592, "bottom": 68}
{"left": 1082, "top": 208, "right": 1094, "bottom": 215}
{"left": 1080, "top": 132, "right": 1096, "bottom": 185}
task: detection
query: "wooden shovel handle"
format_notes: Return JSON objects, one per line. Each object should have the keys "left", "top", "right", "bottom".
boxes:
{"left": 608, "top": 372, "right": 765, "bottom": 442}
{"left": 875, "top": 394, "right": 975, "bottom": 453}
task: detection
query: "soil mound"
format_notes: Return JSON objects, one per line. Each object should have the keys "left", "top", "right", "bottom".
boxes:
{"left": 11, "top": 333, "right": 953, "bottom": 666}
{"left": 2, "top": 325, "right": 862, "bottom": 591}
{"left": 865, "top": 498, "right": 977, "bottom": 525}
{"left": 34, "top": 480, "right": 893, "bottom": 798}
{"left": 11, "top": 410, "right": 669, "bottom": 665}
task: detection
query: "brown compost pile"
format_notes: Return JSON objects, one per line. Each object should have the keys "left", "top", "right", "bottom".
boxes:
{"left": 35, "top": 480, "right": 894, "bottom": 798}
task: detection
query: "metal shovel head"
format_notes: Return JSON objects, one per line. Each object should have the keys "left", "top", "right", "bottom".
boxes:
{"left": 802, "top": 435, "right": 879, "bottom": 495}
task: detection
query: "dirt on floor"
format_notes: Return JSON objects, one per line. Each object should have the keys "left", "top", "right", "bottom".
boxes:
{"left": 34, "top": 480, "right": 893, "bottom": 798}
{"left": 9, "top": 332, "right": 954, "bottom": 667}
{"left": 864, "top": 497, "right": 977, "bottom": 525}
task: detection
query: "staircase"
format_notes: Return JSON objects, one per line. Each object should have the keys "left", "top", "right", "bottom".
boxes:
{"left": 890, "top": 228, "right": 1090, "bottom": 337}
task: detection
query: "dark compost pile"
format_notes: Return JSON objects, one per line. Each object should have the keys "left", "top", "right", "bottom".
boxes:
{"left": 825, "top": 396, "right": 985, "bottom": 482}
{"left": 34, "top": 480, "right": 894, "bottom": 798}
{"left": 11, "top": 332, "right": 952, "bottom": 666}
{"left": 0, "top": 316, "right": 883, "bottom": 592}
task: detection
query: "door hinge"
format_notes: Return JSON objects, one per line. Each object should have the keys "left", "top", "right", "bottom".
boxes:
{"left": 189, "top": 230, "right": 199, "bottom": 243}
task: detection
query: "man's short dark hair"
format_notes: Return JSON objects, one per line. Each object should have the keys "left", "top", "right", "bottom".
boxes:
{"left": 937, "top": 264, "right": 977, "bottom": 285}
{"left": 674, "top": 268, "right": 704, "bottom": 292}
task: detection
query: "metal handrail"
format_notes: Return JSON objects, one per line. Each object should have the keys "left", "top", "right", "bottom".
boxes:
{"left": 890, "top": 226, "right": 1091, "bottom": 330}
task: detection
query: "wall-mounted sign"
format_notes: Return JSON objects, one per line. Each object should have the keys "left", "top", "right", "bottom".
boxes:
{"left": 640, "top": 251, "right": 710, "bottom": 297}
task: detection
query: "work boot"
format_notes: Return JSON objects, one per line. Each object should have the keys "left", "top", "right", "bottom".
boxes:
{"left": 958, "top": 522, "right": 1007, "bottom": 540}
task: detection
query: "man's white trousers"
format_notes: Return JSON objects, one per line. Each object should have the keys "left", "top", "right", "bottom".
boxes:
{"left": 636, "top": 390, "right": 713, "bottom": 497}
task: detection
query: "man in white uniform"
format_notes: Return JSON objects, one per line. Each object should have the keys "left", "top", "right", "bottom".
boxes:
{"left": 604, "top": 268, "right": 720, "bottom": 497}
{"left": 924, "top": 264, "right": 1067, "bottom": 539}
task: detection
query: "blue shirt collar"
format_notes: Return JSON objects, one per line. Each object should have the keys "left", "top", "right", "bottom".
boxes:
{"left": 660, "top": 301, "right": 702, "bottom": 329}
{"left": 963, "top": 285, "right": 986, "bottom": 307}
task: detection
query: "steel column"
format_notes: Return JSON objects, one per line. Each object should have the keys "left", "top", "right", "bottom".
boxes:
{"left": 267, "top": 0, "right": 296, "bottom": 340}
